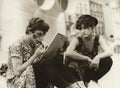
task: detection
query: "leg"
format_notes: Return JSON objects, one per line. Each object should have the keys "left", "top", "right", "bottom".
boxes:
{"left": 53, "top": 55, "right": 80, "bottom": 83}
{"left": 93, "top": 56, "right": 113, "bottom": 81}
{"left": 83, "top": 67, "right": 94, "bottom": 83}
{"left": 33, "top": 63, "right": 69, "bottom": 88}
{"left": 83, "top": 57, "right": 113, "bottom": 82}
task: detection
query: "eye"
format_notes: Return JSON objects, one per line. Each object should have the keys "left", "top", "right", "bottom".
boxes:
{"left": 37, "top": 33, "right": 43, "bottom": 37}
{"left": 78, "top": 27, "right": 82, "bottom": 30}
{"left": 82, "top": 25, "right": 88, "bottom": 29}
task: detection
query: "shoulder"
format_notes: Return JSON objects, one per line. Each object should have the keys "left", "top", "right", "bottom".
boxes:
{"left": 9, "top": 37, "right": 25, "bottom": 51}
{"left": 98, "top": 35, "right": 106, "bottom": 43}
{"left": 67, "top": 37, "right": 80, "bottom": 48}
{"left": 72, "top": 36, "right": 81, "bottom": 43}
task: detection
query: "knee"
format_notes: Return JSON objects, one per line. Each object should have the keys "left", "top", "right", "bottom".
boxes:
{"left": 101, "top": 57, "right": 113, "bottom": 69}
{"left": 106, "top": 57, "right": 113, "bottom": 67}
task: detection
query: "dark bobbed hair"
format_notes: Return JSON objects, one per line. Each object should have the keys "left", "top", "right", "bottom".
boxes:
{"left": 26, "top": 17, "right": 49, "bottom": 35}
{"left": 76, "top": 14, "right": 98, "bottom": 30}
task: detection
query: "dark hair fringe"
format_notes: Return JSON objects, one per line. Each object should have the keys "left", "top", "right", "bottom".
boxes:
{"left": 76, "top": 15, "right": 98, "bottom": 30}
{"left": 26, "top": 18, "right": 49, "bottom": 34}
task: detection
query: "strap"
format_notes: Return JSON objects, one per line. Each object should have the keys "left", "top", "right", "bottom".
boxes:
{"left": 94, "top": 35, "right": 100, "bottom": 47}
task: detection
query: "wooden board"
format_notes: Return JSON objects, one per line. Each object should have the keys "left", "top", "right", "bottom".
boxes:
{"left": 40, "top": 33, "right": 67, "bottom": 64}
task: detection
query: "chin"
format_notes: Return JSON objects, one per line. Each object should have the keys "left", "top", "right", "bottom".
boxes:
{"left": 82, "top": 35, "right": 89, "bottom": 38}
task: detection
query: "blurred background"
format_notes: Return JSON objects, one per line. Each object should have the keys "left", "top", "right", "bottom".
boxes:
{"left": 0, "top": 0, "right": 120, "bottom": 88}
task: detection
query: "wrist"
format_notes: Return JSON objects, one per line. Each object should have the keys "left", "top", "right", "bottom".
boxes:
{"left": 95, "top": 55, "right": 101, "bottom": 60}
{"left": 32, "top": 54, "right": 38, "bottom": 59}
{"left": 94, "top": 55, "right": 101, "bottom": 60}
{"left": 85, "top": 56, "right": 91, "bottom": 62}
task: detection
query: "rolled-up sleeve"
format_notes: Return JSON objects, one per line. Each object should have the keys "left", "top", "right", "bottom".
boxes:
{"left": 9, "top": 43, "right": 23, "bottom": 59}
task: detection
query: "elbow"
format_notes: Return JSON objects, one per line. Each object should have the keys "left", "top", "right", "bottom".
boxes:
{"left": 108, "top": 49, "right": 114, "bottom": 56}
{"left": 14, "top": 71, "right": 21, "bottom": 76}
{"left": 109, "top": 50, "right": 113, "bottom": 56}
{"left": 65, "top": 50, "right": 73, "bottom": 57}
{"left": 105, "top": 50, "right": 113, "bottom": 57}
{"left": 14, "top": 68, "right": 22, "bottom": 76}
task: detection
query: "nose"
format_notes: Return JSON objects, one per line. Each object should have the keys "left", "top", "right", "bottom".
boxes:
{"left": 38, "top": 36, "right": 44, "bottom": 41}
{"left": 81, "top": 28, "right": 86, "bottom": 33}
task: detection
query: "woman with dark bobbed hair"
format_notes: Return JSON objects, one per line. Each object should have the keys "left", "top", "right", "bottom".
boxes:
{"left": 7, "top": 17, "right": 84, "bottom": 88}
{"left": 65, "top": 14, "right": 113, "bottom": 87}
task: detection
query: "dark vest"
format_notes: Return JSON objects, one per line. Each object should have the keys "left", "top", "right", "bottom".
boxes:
{"left": 76, "top": 35, "right": 99, "bottom": 59}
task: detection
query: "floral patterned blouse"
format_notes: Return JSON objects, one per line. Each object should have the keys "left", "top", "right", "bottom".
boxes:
{"left": 7, "top": 37, "right": 43, "bottom": 88}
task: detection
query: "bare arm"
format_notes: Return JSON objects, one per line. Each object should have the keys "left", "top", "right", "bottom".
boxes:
{"left": 12, "top": 54, "right": 37, "bottom": 76}
{"left": 90, "top": 36, "right": 113, "bottom": 69}
{"left": 12, "top": 45, "right": 45, "bottom": 76}
{"left": 65, "top": 37, "right": 91, "bottom": 62}
{"left": 96, "top": 36, "right": 113, "bottom": 59}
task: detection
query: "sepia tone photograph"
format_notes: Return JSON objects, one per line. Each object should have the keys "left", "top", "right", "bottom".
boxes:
{"left": 0, "top": 0, "right": 120, "bottom": 88}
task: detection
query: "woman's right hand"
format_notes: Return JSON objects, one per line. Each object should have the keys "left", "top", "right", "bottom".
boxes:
{"left": 86, "top": 56, "right": 92, "bottom": 63}
{"left": 34, "top": 45, "right": 46, "bottom": 57}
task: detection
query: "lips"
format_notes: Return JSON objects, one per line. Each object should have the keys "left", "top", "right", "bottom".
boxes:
{"left": 83, "top": 33, "right": 86, "bottom": 35}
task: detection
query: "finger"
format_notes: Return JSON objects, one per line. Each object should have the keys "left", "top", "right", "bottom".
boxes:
{"left": 90, "top": 64, "right": 94, "bottom": 68}
{"left": 39, "top": 45, "right": 43, "bottom": 49}
{"left": 97, "top": 64, "right": 99, "bottom": 69}
{"left": 90, "top": 64, "right": 97, "bottom": 68}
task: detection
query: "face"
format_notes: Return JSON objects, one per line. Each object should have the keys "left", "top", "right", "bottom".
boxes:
{"left": 78, "top": 24, "right": 93, "bottom": 38}
{"left": 32, "top": 30, "right": 45, "bottom": 43}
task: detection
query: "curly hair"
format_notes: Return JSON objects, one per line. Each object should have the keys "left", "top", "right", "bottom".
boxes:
{"left": 76, "top": 14, "right": 98, "bottom": 30}
{"left": 26, "top": 17, "right": 49, "bottom": 35}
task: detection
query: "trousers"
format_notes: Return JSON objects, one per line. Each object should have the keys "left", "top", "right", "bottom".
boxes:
{"left": 32, "top": 55, "right": 79, "bottom": 88}
{"left": 83, "top": 57, "right": 113, "bottom": 82}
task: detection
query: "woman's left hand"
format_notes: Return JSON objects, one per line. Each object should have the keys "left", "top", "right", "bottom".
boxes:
{"left": 90, "top": 56, "right": 100, "bottom": 70}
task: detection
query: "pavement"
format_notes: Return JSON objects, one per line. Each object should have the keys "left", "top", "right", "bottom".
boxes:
{"left": 99, "top": 54, "right": 120, "bottom": 88}
{"left": 0, "top": 76, "right": 7, "bottom": 88}
{"left": 0, "top": 54, "right": 120, "bottom": 88}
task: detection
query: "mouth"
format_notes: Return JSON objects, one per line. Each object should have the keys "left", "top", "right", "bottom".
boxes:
{"left": 35, "top": 40, "right": 42, "bottom": 44}
{"left": 83, "top": 33, "right": 87, "bottom": 36}
{"left": 82, "top": 33, "right": 89, "bottom": 37}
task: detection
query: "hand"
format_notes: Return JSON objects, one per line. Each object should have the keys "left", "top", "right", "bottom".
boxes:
{"left": 90, "top": 56, "right": 100, "bottom": 70}
{"left": 86, "top": 56, "right": 92, "bottom": 63}
{"left": 34, "top": 45, "right": 46, "bottom": 57}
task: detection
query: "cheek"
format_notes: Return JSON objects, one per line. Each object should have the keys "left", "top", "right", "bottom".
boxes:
{"left": 89, "top": 30, "right": 93, "bottom": 34}
{"left": 37, "top": 36, "right": 44, "bottom": 40}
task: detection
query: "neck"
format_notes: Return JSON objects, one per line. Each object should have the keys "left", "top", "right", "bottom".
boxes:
{"left": 25, "top": 35, "right": 35, "bottom": 47}
{"left": 83, "top": 34, "right": 93, "bottom": 41}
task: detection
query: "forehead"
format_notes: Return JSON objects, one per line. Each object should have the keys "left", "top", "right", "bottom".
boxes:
{"left": 81, "top": 24, "right": 87, "bottom": 27}
{"left": 34, "top": 30, "right": 44, "bottom": 34}
{"left": 77, "top": 24, "right": 86, "bottom": 29}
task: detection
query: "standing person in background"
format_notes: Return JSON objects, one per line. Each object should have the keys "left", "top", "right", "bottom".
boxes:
{"left": 7, "top": 17, "right": 85, "bottom": 88}
{"left": 65, "top": 14, "right": 113, "bottom": 88}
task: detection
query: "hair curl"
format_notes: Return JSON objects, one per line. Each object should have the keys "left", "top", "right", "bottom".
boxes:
{"left": 76, "top": 14, "right": 98, "bottom": 30}
{"left": 26, "top": 17, "right": 49, "bottom": 34}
